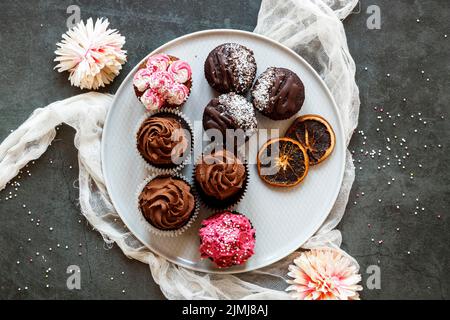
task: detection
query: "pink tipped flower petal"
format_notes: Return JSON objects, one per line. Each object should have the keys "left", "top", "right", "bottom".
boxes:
{"left": 286, "top": 248, "right": 363, "bottom": 300}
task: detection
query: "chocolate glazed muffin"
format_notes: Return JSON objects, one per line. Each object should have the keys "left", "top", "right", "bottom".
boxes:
{"left": 136, "top": 113, "right": 190, "bottom": 169}
{"left": 194, "top": 149, "right": 248, "bottom": 209}
{"left": 251, "top": 67, "right": 305, "bottom": 120}
{"left": 204, "top": 43, "right": 257, "bottom": 94}
{"left": 139, "top": 176, "right": 195, "bottom": 231}
{"left": 203, "top": 93, "right": 257, "bottom": 146}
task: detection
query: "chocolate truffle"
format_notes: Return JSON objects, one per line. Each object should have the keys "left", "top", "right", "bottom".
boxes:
{"left": 194, "top": 149, "right": 247, "bottom": 209}
{"left": 199, "top": 211, "right": 256, "bottom": 268}
{"left": 251, "top": 67, "right": 305, "bottom": 120}
{"left": 139, "top": 176, "right": 195, "bottom": 231}
{"left": 204, "top": 43, "right": 257, "bottom": 94}
{"left": 203, "top": 93, "right": 257, "bottom": 145}
{"left": 136, "top": 114, "right": 189, "bottom": 168}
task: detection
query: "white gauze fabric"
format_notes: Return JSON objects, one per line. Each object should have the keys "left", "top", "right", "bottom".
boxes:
{"left": 0, "top": 0, "right": 360, "bottom": 300}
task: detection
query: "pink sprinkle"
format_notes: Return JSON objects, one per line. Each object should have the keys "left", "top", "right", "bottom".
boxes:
{"left": 199, "top": 211, "right": 255, "bottom": 268}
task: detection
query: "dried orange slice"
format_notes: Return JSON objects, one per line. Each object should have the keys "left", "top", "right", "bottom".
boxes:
{"left": 285, "top": 114, "right": 335, "bottom": 165}
{"left": 257, "top": 138, "right": 309, "bottom": 187}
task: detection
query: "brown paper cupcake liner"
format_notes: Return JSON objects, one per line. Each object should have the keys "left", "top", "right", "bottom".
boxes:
{"left": 134, "top": 108, "right": 194, "bottom": 175}
{"left": 135, "top": 173, "right": 199, "bottom": 237}
{"left": 192, "top": 144, "right": 249, "bottom": 212}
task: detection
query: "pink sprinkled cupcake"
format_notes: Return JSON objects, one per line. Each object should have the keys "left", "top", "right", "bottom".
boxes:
{"left": 133, "top": 54, "right": 192, "bottom": 111}
{"left": 199, "top": 211, "right": 256, "bottom": 268}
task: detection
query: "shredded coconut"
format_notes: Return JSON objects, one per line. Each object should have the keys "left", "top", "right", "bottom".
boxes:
{"left": 252, "top": 67, "right": 276, "bottom": 111}
{"left": 218, "top": 93, "right": 257, "bottom": 136}
{"left": 225, "top": 43, "right": 257, "bottom": 92}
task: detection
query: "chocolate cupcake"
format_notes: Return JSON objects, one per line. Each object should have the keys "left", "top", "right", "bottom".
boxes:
{"left": 204, "top": 43, "right": 257, "bottom": 94}
{"left": 251, "top": 67, "right": 305, "bottom": 120}
{"left": 194, "top": 148, "right": 248, "bottom": 210}
{"left": 203, "top": 92, "right": 257, "bottom": 146}
{"left": 136, "top": 109, "right": 193, "bottom": 172}
{"left": 133, "top": 54, "right": 192, "bottom": 111}
{"left": 199, "top": 211, "right": 256, "bottom": 268}
{"left": 137, "top": 174, "right": 199, "bottom": 236}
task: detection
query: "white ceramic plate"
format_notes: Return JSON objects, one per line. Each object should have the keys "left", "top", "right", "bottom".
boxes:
{"left": 102, "top": 29, "right": 345, "bottom": 274}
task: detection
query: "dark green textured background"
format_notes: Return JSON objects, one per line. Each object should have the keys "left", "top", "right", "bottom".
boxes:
{"left": 0, "top": 0, "right": 449, "bottom": 299}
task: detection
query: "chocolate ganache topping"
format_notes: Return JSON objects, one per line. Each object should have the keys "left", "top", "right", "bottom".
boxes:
{"left": 204, "top": 43, "right": 257, "bottom": 94}
{"left": 195, "top": 149, "right": 246, "bottom": 200}
{"left": 251, "top": 67, "right": 305, "bottom": 120}
{"left": 203, "top": 93, "right": 258, "bottom": 143}
{"left": 139, "top": 176, "right": 195, "bottom": 230}
{"left": 137, "top": 116, "right": 188, "bottom": 166}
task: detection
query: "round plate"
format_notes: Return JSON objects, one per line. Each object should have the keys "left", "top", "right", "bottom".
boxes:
{"left": 102, "top": 29, "right": 345, "bottom": 274}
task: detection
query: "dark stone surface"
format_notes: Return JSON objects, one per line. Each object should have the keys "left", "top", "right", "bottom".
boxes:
{"left": 0, "top": 0, "right": 448, "bottom": 299}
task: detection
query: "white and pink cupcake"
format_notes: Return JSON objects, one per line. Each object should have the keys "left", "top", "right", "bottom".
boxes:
{"left": 133, "top": 54, "right": 192, "bottom": 111}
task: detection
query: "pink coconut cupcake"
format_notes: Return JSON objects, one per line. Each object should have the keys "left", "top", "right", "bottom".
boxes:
{"left": 199, "top": 211, "right": 256, "bottom": 268}
{"left": 133, "top": 54, "right": 192, "bottom": 111}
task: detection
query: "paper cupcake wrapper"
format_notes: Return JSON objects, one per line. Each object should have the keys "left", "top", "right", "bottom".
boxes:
{"left": 192, "top": 144, "right": 249, "bottom": 212}
{"left": 134, "top": 108, "right": 194, "bottom": 175}
{"left": 135, "top": 173, "right": 200, "bottom": 237}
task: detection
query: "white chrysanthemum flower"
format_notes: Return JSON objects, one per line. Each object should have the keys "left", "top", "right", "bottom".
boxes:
{"left": 286, "top": 248, "right": 363, "bottom": 300}
{"left": 54, "top": 18, "right": 127, "bottom": 90}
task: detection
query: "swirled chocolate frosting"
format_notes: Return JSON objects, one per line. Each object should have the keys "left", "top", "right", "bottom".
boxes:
{"left": 137, "top": 115, "right": 188, "bottom": 166}
{"left": 195, "top": 150, "right": 246, "bottom": 200}
{"left": 139, "top": 176, "right": 195, "bottom": 230}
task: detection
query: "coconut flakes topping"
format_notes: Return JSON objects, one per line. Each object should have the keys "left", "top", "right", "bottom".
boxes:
{"left": 218, "top": 93, "right": 257, "bottom": 136}
{"left": 225, "top": 43, "right": 256, "bottom": 92}
{"left": 252, "top": 67, "right": 276, "bottom": 111}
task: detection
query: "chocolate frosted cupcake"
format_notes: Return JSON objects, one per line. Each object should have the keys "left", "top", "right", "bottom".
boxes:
{"left": 136, "top": 110, "right": 192, "bottom": 172}
{"left": 203, "top": 93, "right": 257, "bottom": 146}
{"left": 204, "top": 43, "right": 257, "bottom": 94}
{"left": 251, "top": 67, "right": 305, "bottom": 120}
{"left": 133, "top": 54, "right": 192, "bottom": 111}
{"left": 137, "top": 174, "right": 199, "bottom": 236}
{"left": 194, "top": 148, "right": 248, "bottom": 210}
